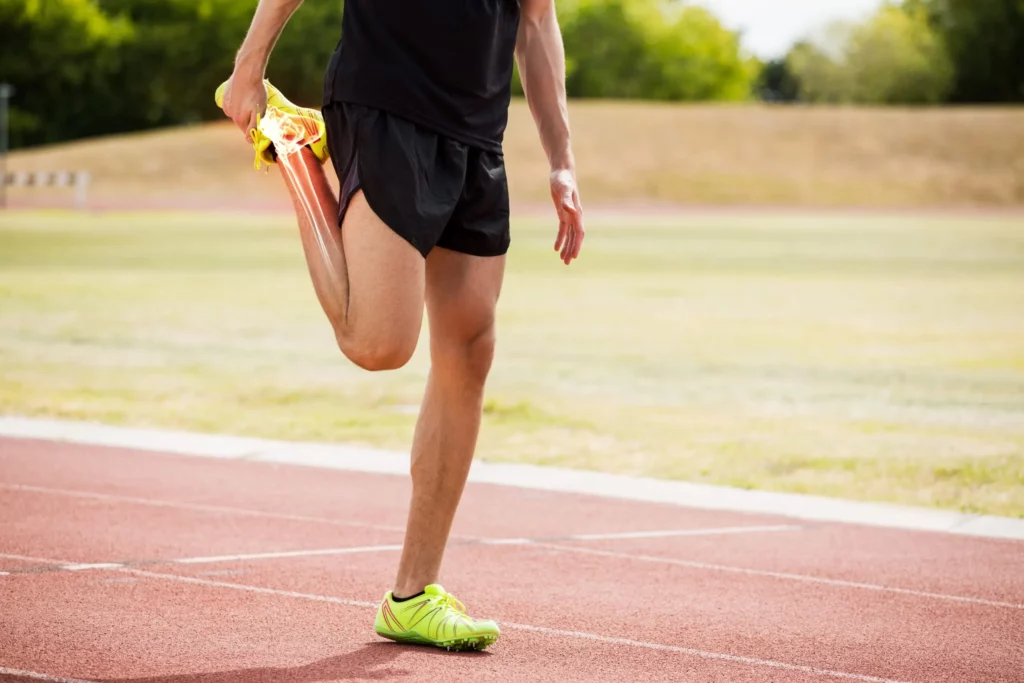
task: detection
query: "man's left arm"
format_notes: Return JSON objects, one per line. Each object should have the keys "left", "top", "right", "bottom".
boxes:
{"left": 516, "top": 0, "right": 584, "bottom": 265}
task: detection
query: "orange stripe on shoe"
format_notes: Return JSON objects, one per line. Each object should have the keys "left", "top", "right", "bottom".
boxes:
{"left": 380, "top": 610, "right": 392, "bottom": 631}
{"left": 384, "top": 601, "right": 405, "bottom": 631}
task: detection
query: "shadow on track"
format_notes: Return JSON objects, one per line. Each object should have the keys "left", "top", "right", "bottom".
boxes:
{"left": 92, "top": 642, "right": 490, "bottom": 683}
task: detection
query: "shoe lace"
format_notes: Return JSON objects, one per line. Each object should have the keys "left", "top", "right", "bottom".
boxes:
{"left": 437, "top": 592, "right": 467, "bottom": 616}
{"left": 249, "top": 111, "right": 266, "bottom": 170}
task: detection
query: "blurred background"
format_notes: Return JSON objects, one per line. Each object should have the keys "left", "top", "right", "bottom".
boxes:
{"left": 0, "top": 0, "right": 1021, "bottom": 517}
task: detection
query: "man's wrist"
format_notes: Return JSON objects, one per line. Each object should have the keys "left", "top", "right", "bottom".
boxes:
{"left": 232, "top": 50, "right": 267, "bottom": 83}
{"left": 549, "top": 152, "right": 575, "bottom": 175}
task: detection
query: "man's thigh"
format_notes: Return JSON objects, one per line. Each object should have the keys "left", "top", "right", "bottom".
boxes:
{"left": 342, "top": 190, "right": 425, "bottom": 351}
{"left": 424, "top": 247, "right": 506, "bottom": 350}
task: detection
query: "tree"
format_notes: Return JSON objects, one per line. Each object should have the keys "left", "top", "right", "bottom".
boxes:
{"left": 786, "top": 34, "right": 852, "bottom": 104}
{"left": 561, "top": 0, "right": 653, "bottom": 99}
{"left": 922, "top": 0, "right": 1024, "bottom": 102}
{"left": 560, "top": 0, "right": 754, "bottom": 101}
{"left": 787, "top": 4, "right": 953, "bottom": 105}
{"left": 0, "top": 0, "right": 132, "bottom": 146}
{"left": 99, "top": 0, "right": 255, "bottom": 127}
{"left": 845, "top": 3, "right": 954, "bottom": 104}
{"left": 648, "top": 4, "right": 757, "bottom": 101}
{"left": 756, "top": 59, "right": 801, "bottom": 102}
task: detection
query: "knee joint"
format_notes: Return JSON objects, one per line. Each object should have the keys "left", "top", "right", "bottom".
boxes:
{"left": 337, "top": 331, "right": 416, "bottom": 372}
{"left": 434, "top": 326, "right": 495, "bottom": 384}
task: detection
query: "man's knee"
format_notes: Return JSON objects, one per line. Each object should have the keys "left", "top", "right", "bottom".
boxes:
{"left": 466, "top": 328, "right": 497, "bottom": 382}
{"left": 433, "top": 325, "right": 496, "bottom": 385}
{"left": 338, "top": 331, "right": 417, "bottom": 372}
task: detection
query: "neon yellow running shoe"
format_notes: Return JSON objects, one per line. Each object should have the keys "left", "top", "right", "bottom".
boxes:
{"left": 214, "top": 79, "right": 329, "bottom": 169}
{"left": 374, "top": 584, "right": 500, "bottom": 651}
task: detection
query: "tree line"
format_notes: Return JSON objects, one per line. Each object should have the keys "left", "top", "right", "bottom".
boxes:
{"left": 760, "top": 0, "right": 1023, "bottom": 105}
{"left": 1, "top": 0, "right": 1020, "bottom": 148}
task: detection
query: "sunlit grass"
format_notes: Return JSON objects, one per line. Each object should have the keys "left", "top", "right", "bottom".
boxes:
{"left": 1, "top": 209, "right": 1022, "bottom": 516}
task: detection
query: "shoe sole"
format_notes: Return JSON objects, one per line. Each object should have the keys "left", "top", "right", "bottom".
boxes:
{"left": 376, "top": 629, "right": 499, "bottom": 651}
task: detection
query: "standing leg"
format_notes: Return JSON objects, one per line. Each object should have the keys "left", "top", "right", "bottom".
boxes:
{"left": 391, "top": 247, "right": 506, "bottom": 596}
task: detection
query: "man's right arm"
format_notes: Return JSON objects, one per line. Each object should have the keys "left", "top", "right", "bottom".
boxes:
{"left": 222, "top": 0, "right": 305, "bottom": 138}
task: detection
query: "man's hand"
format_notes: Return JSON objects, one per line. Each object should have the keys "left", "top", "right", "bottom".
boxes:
{"left": 551, "top": 168, "right": 584, "bottom": 265}
{"left": 221, "top": 75, "right": 268, "bottom": 143}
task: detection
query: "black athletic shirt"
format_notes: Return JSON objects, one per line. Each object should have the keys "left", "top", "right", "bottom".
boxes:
{"left": 323, "top": 0, "right": 521, "bottom": 153}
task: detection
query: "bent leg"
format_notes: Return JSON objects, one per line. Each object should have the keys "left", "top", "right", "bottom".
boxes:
{"left": 392, "top": 247, "right": 506, "bottom": 596}
{"left": 279, "top": 148, "right": 424, "bottom": 371}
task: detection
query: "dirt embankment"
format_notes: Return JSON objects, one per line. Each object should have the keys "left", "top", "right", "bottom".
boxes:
{"left": 7, "top": 101, "right": 1023, "bottom": 211}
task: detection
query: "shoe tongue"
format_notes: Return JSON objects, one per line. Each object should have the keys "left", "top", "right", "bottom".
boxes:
{"left": 424, "top": 584, "right": 446, "bottom": 596}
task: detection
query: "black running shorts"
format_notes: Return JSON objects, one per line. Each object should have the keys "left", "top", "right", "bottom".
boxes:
{"left": 322, "top": 102, "right": 510, "bottom": 258}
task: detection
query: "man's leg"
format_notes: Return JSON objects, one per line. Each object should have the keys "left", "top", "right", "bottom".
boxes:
{"left": 391, "top": 247, "right": 506, "bottom": 596}
{"left": 279, "top": 148, "right": 425, "bottom": 370}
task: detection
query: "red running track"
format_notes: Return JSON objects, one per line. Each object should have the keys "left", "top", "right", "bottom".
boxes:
{"left": 1, "top": 437, "right": 1022, "bottom": 683}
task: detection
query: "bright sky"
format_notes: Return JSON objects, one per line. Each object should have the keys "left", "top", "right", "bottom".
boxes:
{"left": 695, "top": 0, "right": 885, "bottom": 58}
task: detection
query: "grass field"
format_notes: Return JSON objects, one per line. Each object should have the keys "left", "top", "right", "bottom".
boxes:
{"left": 7, "top": 101, "right": 1024, "bottom": 209}
{"left": 1, "top": 209, "right": 1022, "bottom": 516}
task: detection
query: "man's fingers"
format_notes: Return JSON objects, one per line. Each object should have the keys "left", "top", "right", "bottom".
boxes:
{"left": 228, "top": 106, "right": 258, "bottom": 140}
{"left": 232, "top": 113, "right": 249, "bottom": 137}
{"left": 244, "top": 110, "right": 258, "bottom": 143}
{"left": 569, "top": 190, "right": 584, "bottom": 260}
{"left": 561, "top": 225, "right": 575, "bottom": 264}
{"left": 566, "top": 225, "right": 582, "bottom": 263}
{"left": 558, "top": 215, "right": 569, "bottom": 260}
{"left": 573, "top": 196, "right": 585, "bottom": 259}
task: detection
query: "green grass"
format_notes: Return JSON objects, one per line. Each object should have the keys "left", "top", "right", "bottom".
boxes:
{"left": 1, "top": 209, "right": 1022, "bottom": 516}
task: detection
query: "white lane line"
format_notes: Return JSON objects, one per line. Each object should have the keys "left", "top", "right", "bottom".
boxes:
{"left": 0, "top": 667, "right": 98, "bottom": 683}
{"left": 476, "top": 537, "right": 534, "bottom": 545}
{"left": 562, "top": 524, "right": 801, "bottom": 541}
{"left": 506, "top": 624, "right": 911, "bottom": 683}
{"left": 123, "top": 568, "right": 377, "bottom": 609}
{"left": 122, "top": 568, "right": 911, "bottom": 683}
{"left": 539, "top": 543, "right": 1024, "bottom": 610}
{"left": 169, "top": 525, "right": 793, "bottom": 565}
{"left": 1, "top": 553, "right": 81, "bottom": 566}
{"left": 172, "top": 544, "right": 404, "bottom": 565}
{"left": 0, "top": 525, "right": 793, "bottom": 573}
{"left": 62, "top": 563, "right": 126, "bottom": 571}
{"left": 0, "top": 483, "right": 405, "bottom": 533}
{"left": 0, "top": 553, "right": 122, "bottom": 574}
{"left": 0, "top": 552, "right": 65, "bottom": 566}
